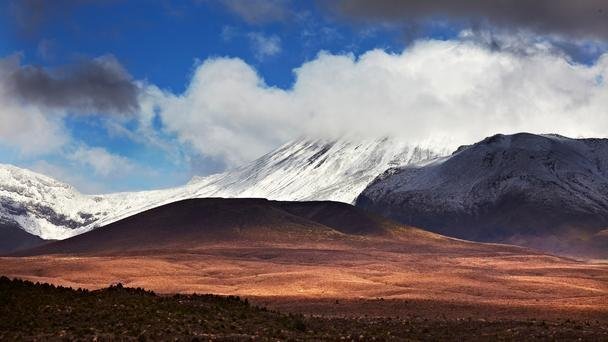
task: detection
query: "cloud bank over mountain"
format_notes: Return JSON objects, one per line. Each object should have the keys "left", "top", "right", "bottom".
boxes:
{"left": 1, "top": 32, "right": 608, "bottom": 185}
{"left": 147, "top": 36, "right": 608, "bottom": 165}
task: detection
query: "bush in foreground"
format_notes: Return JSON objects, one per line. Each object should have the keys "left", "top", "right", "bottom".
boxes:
{"left": 0, "top": 276, "right": 606, "bottom": 341}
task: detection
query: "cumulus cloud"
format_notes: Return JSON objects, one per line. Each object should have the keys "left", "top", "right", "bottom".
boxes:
{"left": 149, "top": 59, "right": 296, "bottom": 166}
{"left": 4, "top": 54, "right": 139, "bottom": 115}
{"left": 324, "top": 0, "right": 608, "bottom": 40}
{"left": 248, "top": 32, "right": 282, "bottom": 60}
{"left": 0, "top": 53, "right": 139, "bottom": 157}
{"left": 0, "top": 55, "right": 67, "bottom": 154}
{"left": 149, "top": 37, "right": 608, "bottom": 165}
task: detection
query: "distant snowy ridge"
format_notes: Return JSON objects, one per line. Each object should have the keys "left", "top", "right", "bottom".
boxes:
{"left": 0, "top": 138, "right": 446, "bottom": 240}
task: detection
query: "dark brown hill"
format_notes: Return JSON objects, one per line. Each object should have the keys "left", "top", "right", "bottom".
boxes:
{"left": 14, "top": 198, "right": 540, "bottom": 256}
{"left": 274, "top": 200, "right": 395, "bottom": 235}
{"left": 16, "top": 198, "right": 493, "bottom": 257}
{"left": 17, "top": 198, "right": 344, "bottom": 255}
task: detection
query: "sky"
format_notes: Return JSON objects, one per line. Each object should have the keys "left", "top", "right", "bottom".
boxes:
{"left": 1, "top": 0, "right": 608, "bottom": 193}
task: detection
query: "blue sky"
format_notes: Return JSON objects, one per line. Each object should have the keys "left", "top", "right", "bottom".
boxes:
{"left": 1, "top": 1, "right": 607, "bottom": 193}
{"left": 2, "top": 1, "right": 411, "bottom": 93}
{"left": 0, "top": 1, "right": 408, "bottom": 192}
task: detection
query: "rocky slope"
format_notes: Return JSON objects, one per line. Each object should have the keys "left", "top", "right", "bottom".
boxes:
{"left": 357, "top": 133, "right": 608, "bottom": 258}
{"left": 1, "top": 138, "right": 443, "bottom": 240}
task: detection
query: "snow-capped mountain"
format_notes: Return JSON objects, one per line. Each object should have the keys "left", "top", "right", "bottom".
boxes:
{"left": 1, "top": 138, "right": 445, "bottom": 240}
{"left": 357, "top": 133, "right": 608, "bottom": 258}
{"left": 187, "top": 138, "right": 443, "bottom": 202}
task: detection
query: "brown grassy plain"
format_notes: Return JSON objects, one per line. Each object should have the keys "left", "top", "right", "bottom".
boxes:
{"left": 1, "top": 243, "right": 607, "bottom": 321}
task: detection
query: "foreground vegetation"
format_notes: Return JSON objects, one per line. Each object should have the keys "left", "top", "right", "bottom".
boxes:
{"left": 1, "top": 276, "right": 606, "bottom": 341}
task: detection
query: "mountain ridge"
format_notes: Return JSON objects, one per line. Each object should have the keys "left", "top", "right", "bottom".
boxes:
{"left": 0, "top": 138, "right": 444, "bottom": 240}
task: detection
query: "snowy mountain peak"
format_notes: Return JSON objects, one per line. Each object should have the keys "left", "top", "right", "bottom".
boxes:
{"left": 187, "top": 137, "right": 446, "bottom": 203}
{"left": 0, "top": 164, "right": 75, "bottom": 195}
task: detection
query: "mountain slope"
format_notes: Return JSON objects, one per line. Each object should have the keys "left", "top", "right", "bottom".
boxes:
{"left": 0, "top": 138, "right": 444, "bottom": 240}
{"left": 357, "top": 133, "right": 608, "bottom": 258}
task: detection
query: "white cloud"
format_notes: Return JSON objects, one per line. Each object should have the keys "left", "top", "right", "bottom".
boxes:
{"left": 248, "top": 32, "right": 282, "bottom": 60}
{"left": 149, "top": 37, "right": 608, "bottom": 166}
{"left": 150, "top": 59, "right": 295, "bottom": 166}
{"left": 0, "top": 101, "right": 68, "bottom": 155}
{"left": 68, "top": 145, "right": 134, "bottom": 177}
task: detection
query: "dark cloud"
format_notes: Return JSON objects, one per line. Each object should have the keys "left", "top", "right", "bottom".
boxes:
{"left": 9, "top": 0, "right": 105, "bottom": 37}
{"left": 3, "top": 55, "right": 140, "bottom": 115}
{"left": 220, "top": 0, "right": 292, "bottom": 24}
{"left": 325, "top": 0, "right": 608, "bottom": 40}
